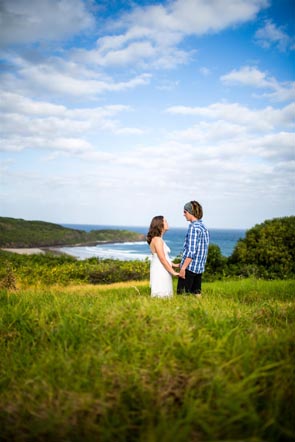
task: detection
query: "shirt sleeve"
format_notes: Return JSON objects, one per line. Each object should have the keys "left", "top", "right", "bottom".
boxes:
{"left": 185, "top": 224, "right": 199, "bottom": 259}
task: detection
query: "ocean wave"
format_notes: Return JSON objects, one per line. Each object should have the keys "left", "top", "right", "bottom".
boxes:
{"left": 60, "top": 245, "right": 150, "bottom": 261}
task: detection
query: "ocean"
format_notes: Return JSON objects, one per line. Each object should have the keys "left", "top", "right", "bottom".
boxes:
{"left": 60, "top": 224, "right": 246, "bottom": 261}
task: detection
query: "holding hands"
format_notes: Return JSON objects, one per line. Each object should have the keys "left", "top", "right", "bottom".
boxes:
{"left": 171, "top": 262, "right": 180, "bottom": 277}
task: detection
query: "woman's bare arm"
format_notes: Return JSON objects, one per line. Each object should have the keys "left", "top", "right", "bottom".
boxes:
{"left": 152, "top": 237, "right": 179, "bottom": 276}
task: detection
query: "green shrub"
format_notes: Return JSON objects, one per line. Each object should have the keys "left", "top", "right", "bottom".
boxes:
{"left": 0, "top": 262, "right": 17, "bottom": 290}
{"left": 0, "top": 251, "right": 150, "bottom": 286}
{"left": 204, "top": 244, "right": 227, "bottom": 281}
{"left": 88, "top": 258, "right": 150, "bottom": 284}
{"left": 228, "top": 216, "right": 295, "bottom": 279}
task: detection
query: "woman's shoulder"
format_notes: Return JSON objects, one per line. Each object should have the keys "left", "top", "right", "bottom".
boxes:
{"left": 151, "top": 236, "right": 163, "bottom": 245}
{"left": 150, "top": 236, "right": 164, "bottom": 254}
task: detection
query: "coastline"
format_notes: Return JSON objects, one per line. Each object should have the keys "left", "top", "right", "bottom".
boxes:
{"left": 1, "top": 248, "right": 46, "bottom": 255}
{"left": 0, "top": 247, "right": 68, "bottom": 255}
{"left": 1, "top": 229, "right": 245, "bottom": 259}
{"left": 0, "top": 237, "right": 146, "bottom": 256}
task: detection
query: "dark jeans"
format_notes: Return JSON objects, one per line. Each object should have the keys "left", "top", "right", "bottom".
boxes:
{"left": 177, "top": 269, "right": 202, "bottom": 294}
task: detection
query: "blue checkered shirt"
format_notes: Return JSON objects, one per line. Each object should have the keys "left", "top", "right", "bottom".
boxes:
{"left": 181, "top": 220, "right": 209, "bottom": 274}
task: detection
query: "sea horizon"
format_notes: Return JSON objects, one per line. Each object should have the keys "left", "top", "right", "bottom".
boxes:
{"left": 60, "top": 224, "right": 246, "bottom": 261}
{"left": 61, "top": 222, "right": 248, "bottom": 231}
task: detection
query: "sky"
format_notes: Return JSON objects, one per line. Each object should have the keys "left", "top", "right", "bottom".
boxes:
{"left": 0, "top": 0, "right": 294, "bottom": 229}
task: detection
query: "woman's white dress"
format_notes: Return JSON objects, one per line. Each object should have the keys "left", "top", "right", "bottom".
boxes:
{"left": 150, "top": 241, "right": 173, "bottom": 298}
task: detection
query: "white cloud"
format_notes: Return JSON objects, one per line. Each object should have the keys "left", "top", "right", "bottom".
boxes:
{"left": 221, "top": 66, "right": 295, "bottom": 102}
{"left": 0, "top": 92, "right": 143, "bottom": 153}
{"left": 0, "top": 0, "right": 269, "bottom": 72}
{"left": 73, "top": 35, "right": 190, "bottom": 70}
{"left": 166, "top": 102, "right": 295, "bottom": 131}
{"left": 221, "top": 66, "right": 276, "bottom": 88}
{"left": 0, "top": 54, "right": 152, "bottom": 98}
{"left": 170, "top": 0, "right": 269, "bottom": 34}
{"left": 0, "top": 0, "right": 94, "bottom": 46}
{"left": 0, "top": 135, "right": 93, "bottom": 154}
{"left": 72, "top": 0, "right": 269, "bottom": 69}
{"left": 199, "top": 67, "right": 211, "bottom": 76}
{"left": 0, "top": 0, "right": 270, "bottom": 101}
{"left": 0, "top": 0, "right": 293, "bottom": 229}
{"left": 259, "top": 82, "right": 295, "bottom": 102}
{"left": 6, "top": 95, "right": 291, "bottom": 170}
{"left": 250, "top": 132, "right": 295, "bottom": 160}
{"left": 255, "top": 19, "right": 294, "bottom": 51}
{"left": 124, "top": 0, "right": 269, "bottom": 36}
{"left": 0, "top": 91, "right": 67, "bottom": 116}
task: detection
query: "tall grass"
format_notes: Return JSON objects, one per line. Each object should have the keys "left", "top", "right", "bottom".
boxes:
{"left": 0, "top": 279, "right": 294, "bottom": 441}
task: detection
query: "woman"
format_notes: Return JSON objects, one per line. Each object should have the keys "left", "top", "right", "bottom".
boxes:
{"left": 146, "top": 216, "right": 179, "bottom": 298}
{"left": 177, "top": 200, "right": 209, "bottom": 297}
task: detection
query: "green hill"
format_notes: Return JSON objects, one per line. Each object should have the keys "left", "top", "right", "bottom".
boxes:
{"left": 0, "top": 217, "right": 145, "bottom": 248}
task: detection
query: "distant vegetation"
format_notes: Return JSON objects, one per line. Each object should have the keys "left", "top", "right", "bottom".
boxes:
{"left": 0, "top": 216, "right": 294, "bottom": 288}
{"left": 229, "top": 216, "right": 295, "bottom": 279}
{"left": 0, "top": 252, "right": 150, "bottom": 288}
{"left": 0, "top": 217, "right": 144, "bottom": 247}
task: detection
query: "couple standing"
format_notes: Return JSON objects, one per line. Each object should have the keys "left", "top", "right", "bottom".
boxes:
{"left": 146, "top": 200, "right": 209, "bottom": 298}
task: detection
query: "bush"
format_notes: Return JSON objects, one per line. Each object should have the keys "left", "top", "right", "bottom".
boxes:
{"left": 204, "top": 244, "right": 227, "bottom": 281}
{"left": 88, "top": 258, "right": 150, "bottom": 284}
{"left": 0, "top": 251, "right": 150, "bottom": 286}
{"left": 0, "top": 263, "right": 17, "bottom": 290}
{"left": 228, "top": 216, "right": 295, "bottom": 279}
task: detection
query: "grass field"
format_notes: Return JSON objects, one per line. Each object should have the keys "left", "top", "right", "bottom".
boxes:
{"left": 1, "top": 278, "right": 294, "bottom": 441}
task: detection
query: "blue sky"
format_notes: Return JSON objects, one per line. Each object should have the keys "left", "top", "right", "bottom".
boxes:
{"left": 0, "top": 0, "right": 294, "bottom": 229}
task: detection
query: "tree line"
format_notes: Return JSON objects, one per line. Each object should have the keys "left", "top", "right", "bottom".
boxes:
{"left": 205, "top": 216, "right": 295, "bottom": 280}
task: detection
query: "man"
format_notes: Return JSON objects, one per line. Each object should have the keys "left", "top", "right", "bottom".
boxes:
{"left": 177, "top": 200, "right": 209, "bottom": 296}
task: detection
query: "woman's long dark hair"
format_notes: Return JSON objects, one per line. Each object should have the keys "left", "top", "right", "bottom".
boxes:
{"left": 146, "top": 216, "right": 164, "bottom": 245}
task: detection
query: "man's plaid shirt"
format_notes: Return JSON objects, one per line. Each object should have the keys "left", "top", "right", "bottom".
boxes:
{"left": 180, "top": 220, "right": 209, "bottom": 274}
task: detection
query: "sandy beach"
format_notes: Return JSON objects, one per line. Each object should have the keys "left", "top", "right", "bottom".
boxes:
{"left": 1, "top": 248, "right": 46, "bottom": 255}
